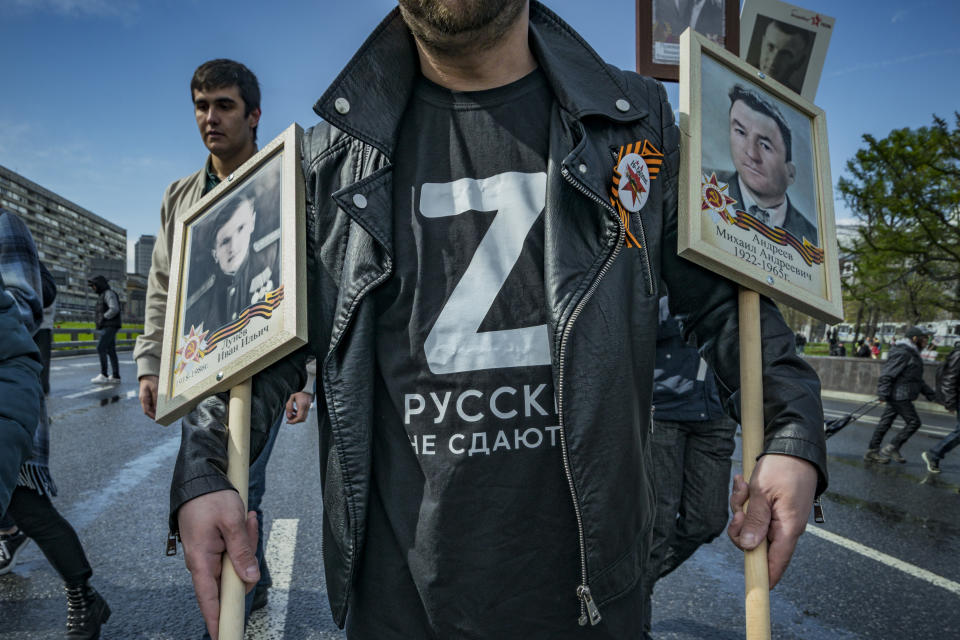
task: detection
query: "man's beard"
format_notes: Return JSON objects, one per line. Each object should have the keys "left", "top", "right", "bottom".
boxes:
{"left": 398, "top": 0, "right": 527, "bottom": 55}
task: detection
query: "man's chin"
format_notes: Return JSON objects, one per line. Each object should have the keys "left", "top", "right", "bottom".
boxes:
{"left": 204, "top": 138, "right": 231, "bottom": 154}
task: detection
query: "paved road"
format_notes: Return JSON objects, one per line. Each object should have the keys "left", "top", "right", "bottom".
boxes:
{"left": 1, "top": 354, "right": 958, "bottom": 639}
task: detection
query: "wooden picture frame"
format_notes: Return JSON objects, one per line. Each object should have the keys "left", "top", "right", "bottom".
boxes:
{"left": 740, "top": 0, "right": 835, "bottom": 101}
{"left": 636, "top": 0, "right": 739, "bottom": 82}
{"left": 156, "top": 124, "right": 307, "bottom": 425}
{"left": 678, "top": 29, "right": 842, "bottom": 322}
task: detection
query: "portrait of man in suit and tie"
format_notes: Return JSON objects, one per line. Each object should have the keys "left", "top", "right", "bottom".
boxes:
{"left": 712, "top": 84, "right": 818, "bottom": 244}
{"left": 653, "top": 0, "right": 725, "bottom": 45}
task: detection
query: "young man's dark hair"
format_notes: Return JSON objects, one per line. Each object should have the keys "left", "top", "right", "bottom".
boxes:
{"left": 728, "top": 84, "right": 792, "bottom": 162}
{"left": 190, "top": 59, "right": 261, "bottom": 141}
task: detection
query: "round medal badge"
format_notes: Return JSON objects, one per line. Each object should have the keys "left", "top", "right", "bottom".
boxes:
{"left": 617, "top": 153, "right": 651, "bottom": 213}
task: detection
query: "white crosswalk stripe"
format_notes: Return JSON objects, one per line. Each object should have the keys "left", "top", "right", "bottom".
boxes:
{"left": 807, "top": 526, "right": 960, "bottom": 596}
{"left": 245, "top": 519, "right": 299, "bottom": 639}
{"left": 64, "top": 387, "right": 110, "bottom": 399}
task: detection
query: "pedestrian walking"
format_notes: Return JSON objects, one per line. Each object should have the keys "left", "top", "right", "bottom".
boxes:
{"left": 922, "top": 342, "right": 960, "bottom": 473}
{"left": 0, "top": 274, "right": 42, "bottom": 517}
{"left": 168, "top": 4, "right": 827, "bottom": 639}
{"left": 1, "top": 207, "right": 110, "bottom": 638}
{"left": 856, "top": 339, "right": 871, "bottom": 358}
{"left": 795, "top": 332, "right": 807, "bottom": 355}
{"left": 87, "top": 275, "right": 121, "bottom": 384}
{"left": 865, "top": 326, "right": 937, "bottom": 463}
{"left": 132, "top": 58, "right": 314, "bottom": 635}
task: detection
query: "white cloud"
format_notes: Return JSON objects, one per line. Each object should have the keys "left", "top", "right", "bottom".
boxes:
{"left": 2, "top": 0, "right": 140, "bottom": 21}
{"left": 827, "top": 48, "right": 960, "bottom": 78}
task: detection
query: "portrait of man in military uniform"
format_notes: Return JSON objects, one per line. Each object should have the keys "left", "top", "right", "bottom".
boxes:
{"left": 181, "top": 157, "right": 281, "bottom": 337}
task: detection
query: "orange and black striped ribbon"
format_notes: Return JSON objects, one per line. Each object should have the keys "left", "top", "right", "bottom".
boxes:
{"left": 200, "top": 285, "right": 286, "bottom": 356}
{"left": 609, "top": 140, "right": 664, "bottom": 249}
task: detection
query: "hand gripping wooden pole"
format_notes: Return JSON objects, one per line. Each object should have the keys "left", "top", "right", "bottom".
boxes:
{"left": 218, "top": 379, "right": 252, "bottom": 640}
{"left": 738, "top": 288, "right": 771, "bottom": 640}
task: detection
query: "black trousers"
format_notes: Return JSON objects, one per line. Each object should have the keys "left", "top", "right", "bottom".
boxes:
{"left": 869, "top": 399, "right": 922, "bottom": 450}
{"left": 4, "top": 486, "right": 92, "bottom": 585}
{"left": 96, "top": 326, "right": 119, "bottom": 377}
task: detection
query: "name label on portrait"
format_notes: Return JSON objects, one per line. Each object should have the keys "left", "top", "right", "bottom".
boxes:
{"left": 700, "top": 173, "right": 824, "bottom": 294}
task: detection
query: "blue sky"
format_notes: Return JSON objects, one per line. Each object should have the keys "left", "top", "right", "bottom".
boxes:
{"left": 1, "top": 0, "right": 958, "bottom": 270}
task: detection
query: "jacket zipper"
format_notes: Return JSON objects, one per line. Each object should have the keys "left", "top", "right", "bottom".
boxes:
{"left": 559, "top": 164, "right": 626, "bottom": 626}
{"left": 166, "top": 531, "right": 179, "bottom": 556}
{"left": 630, "top": 210, "right": 655, "bottom": 296}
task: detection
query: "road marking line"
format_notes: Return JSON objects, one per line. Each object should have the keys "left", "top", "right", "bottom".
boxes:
{"left": 807, "top": 526, "right": 960, "bottom": 596}
{"left": 64, "top": 388, "right": 108, "bottom": 399}
{"left": 64, "top": 437, "right": 180, "bottom": 531}
{"left": 50, "top": 366, "right": 66, "bottom": 371}
{"left": 126, "top": 389, "right": 138, "bottom": 399}
{"left": 246, "top": 518, "right": 298, "bottom": 639}
{"left": 823, "top": 411, "right": 951, "bottom": 437}
{"left": 69, "top": 363, "right": 96, "bottom": 368}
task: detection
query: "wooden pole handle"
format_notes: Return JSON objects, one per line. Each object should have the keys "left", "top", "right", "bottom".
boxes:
{"left": 738, "top": 288, "right": 771, "bottom": 640}
{"left": 218, "top": 379, "right": 253, "bottom": 640}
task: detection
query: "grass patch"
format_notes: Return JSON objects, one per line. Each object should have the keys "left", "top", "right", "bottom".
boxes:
{"left": 52, "top": 322, "right": 144, "bottom": 346}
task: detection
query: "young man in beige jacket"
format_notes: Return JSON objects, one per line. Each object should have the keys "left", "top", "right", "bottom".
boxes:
{"left": 133, "top": 58, "right": 314, "bottom": 634}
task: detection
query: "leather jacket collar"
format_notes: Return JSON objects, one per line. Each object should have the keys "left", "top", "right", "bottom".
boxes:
{"left": 313, "top": 2, "right": 647, "bottom": 160}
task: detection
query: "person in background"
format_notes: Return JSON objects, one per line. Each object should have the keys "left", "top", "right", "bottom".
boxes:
{"left": 133, "top": 58, "right": 313, "bottom": 634}
{"left": 642, "top": 297, "right": 737, "bottom": 639}
{"left": 855, "top": 339, "right": 871, "bottom": 358}
{"left": 794, "top": 332, "right": 806, "bottom": 355}
{"left": 0, "top": 274, "right": 42, "bottom": 524}
{"left": 87, "top": 275, "right": 121, "bottom": 385}
{"left": 922, "top": 341, "right": 960, "bottom": 473}
{"left": 0, "top": 207, "right": 110, "bottom": 638}
{"left": 0, "top": 261, "right": 57, "bottom": 569}
{"left": 866, "top": 326, "right": 937, "bottom": 464}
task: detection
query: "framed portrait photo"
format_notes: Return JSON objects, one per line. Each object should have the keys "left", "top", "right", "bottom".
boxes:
{"left": 155, "top": 124, "right": 307, "bottom": 425}
{"left": 678, "top": 28, "right": 842, "bottom": 322}
{"left": 636, "top": 0, "right": 739, "bottom": 82}
{"left": 740, "top": 0, "right": 835, "bottom": 101}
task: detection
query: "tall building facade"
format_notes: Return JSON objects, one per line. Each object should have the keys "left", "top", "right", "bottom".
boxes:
{"left": 0, "top": 165, "right": 127, "bottom": 321}
{"left": 135, "top": 234, "right": 156, "bottom": 276}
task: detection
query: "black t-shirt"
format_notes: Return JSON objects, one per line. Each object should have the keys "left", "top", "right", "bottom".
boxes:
{"left": 349, "top": 70, "right": 639, "bottom": 639}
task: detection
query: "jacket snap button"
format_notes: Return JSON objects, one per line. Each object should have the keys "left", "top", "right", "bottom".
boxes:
{"left": 335, "top": 97, "right": 350, "bottom": 114}
{"left": 616, "top": 99, "right": 630, "bottom": 112}
{"left": 352, "top": 194, "right": 368, "bottom": 209}
{"left": 578, "top": 163, "right": 588, "bottom": 174}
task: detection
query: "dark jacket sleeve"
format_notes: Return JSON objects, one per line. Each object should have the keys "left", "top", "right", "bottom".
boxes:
{"left": 654, "top": 81, "right": 828, "bottom": 496}
{"left": 168, "top": 347, "right": 309, "bottom": 531}
{"left": 942, "top": 349, "right": 960, "bottom": 410}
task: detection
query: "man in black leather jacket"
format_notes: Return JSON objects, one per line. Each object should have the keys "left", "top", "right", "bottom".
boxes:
{"left": 866, "top": 325, "right": 937, "bottom": 463}
{"left": 169, "top": 3, "right": 827, "bottom": 637}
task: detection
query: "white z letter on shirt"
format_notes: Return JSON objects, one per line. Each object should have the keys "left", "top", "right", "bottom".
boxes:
{"left": 420, "top": 172, "right": 550, "bottom": 374}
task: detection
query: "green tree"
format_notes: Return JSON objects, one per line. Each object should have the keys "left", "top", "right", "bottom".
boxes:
{"left": 837, "top": 113, "right": 960, "bottom": 319}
